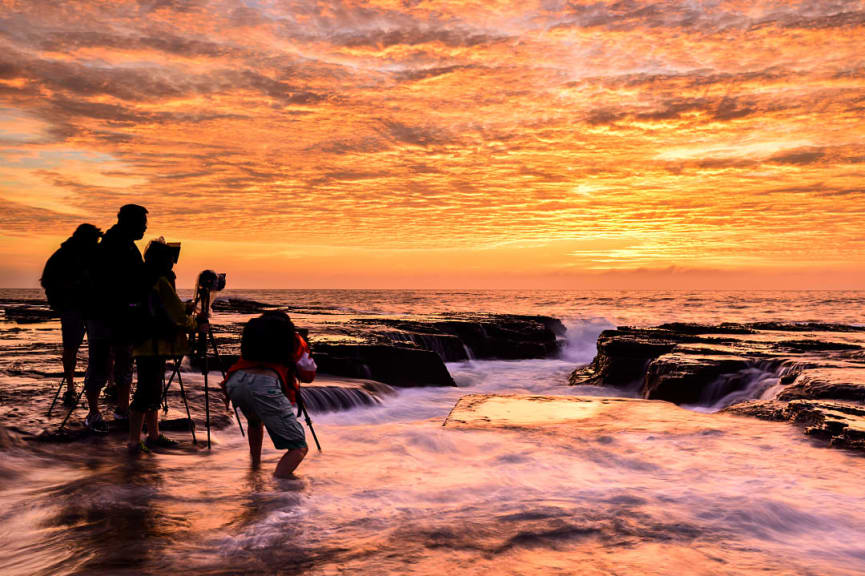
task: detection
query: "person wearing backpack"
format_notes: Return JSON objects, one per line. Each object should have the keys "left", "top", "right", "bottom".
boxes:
{"left": 222, "top": 311, "right": 316, "bottom": 477}
{"left": 41, "top": 223, "right": 103, "bottom": 405}
{"left": 127, "top": 238, "right": 205, "bottom": 454}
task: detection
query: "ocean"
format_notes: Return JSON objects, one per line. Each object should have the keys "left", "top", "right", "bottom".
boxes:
{"left": 1, "top": 289, "right": 865, "bottom": 575}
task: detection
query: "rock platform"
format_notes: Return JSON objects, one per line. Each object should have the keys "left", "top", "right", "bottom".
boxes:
{"left": 569, "top": 323, "right": 865, "bottom": 452}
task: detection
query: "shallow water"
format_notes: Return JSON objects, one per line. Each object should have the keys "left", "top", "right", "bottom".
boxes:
{"left": 2, "top": 290, "right": 865, "bottom": 575}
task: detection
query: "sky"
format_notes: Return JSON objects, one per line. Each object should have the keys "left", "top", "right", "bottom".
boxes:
{"left": 0, "top": 0, "right": 864, "bottom": 289}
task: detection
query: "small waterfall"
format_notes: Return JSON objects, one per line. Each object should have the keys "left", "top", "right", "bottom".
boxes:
{"left": 381, "top": 331, "right": 469, "bottom": 362}
{"left": 692, "top": 360, "right": 788, "bottom": 412}
{"left": 462, "top": 344, "right": 475, "bottom": 361}
{"left": 301, "top": 382, "right": 396, "bottom": 413}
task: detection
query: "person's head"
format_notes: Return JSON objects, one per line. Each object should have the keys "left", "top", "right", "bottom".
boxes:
{"left": 143, "top": 237, "right": 180, "bottom": 277}
{"left": 241, "top": 311, "right": 297, "bottom": 366}
{"left": 117, "top": 204, "right": 148, "bottom": 240}
{"left": 70, "top": 223, "right": 103, "bottom": 246}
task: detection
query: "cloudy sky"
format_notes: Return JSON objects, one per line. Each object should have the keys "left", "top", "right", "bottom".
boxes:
{"left": 1, "top": 0, "right": 863, "bottom": 288}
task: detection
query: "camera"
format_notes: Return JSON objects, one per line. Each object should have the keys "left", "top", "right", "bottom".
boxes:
{"left": 197, "top": 270, "right": 226, "bottom": 293}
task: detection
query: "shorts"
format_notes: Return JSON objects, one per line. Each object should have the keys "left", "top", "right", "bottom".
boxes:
{"left": 60, "top": 309, "right": 86, "bottom": 351}
{"left": 225, "top": 370, "right": 307, "bottom": 451}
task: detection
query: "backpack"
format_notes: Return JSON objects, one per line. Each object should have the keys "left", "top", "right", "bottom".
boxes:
{"left": 241, "top": 311, "right": 297, "bottom": 367}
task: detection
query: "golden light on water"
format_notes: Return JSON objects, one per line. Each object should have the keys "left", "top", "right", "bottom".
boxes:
{"left": 1, "top": 1, "right": 863, "bottom": 287}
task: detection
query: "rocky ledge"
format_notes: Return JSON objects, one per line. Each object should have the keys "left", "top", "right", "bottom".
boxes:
{"left": 208, "top": 309, "right": 566, "bottom": 388}
{"left": 2, "top": 295, "right": 566, "bottom": 389}
{"left": 569, "top": 323, "right": 865, "bottom": 451}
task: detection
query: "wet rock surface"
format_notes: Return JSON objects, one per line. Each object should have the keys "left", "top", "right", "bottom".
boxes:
{"left": 570, "top": 323, "right": 865, "bottom": 451}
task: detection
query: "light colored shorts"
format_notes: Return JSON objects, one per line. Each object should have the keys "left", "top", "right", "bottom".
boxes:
{"left": 225, "top": 370, "right": 307, "bottom": 451}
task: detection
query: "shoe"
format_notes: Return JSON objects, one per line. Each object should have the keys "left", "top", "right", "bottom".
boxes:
{"left": 127, "top": 441, "right": 151, "bottom": 455}
{"left": 146, "top": 434, "right": 179, "bottom": 449}
{"left": 85, "top": 412, "right": 109, "bottom": 434}
{"left": 62, "top": 390, "right": 78, "bottom": 407}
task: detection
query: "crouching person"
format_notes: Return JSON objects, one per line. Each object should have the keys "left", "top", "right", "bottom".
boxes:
{"left": 222, "top": 311, "right": 316, "bottom": 478}
{"left": 128, "top": 238, "right": 202, "bottom": 454}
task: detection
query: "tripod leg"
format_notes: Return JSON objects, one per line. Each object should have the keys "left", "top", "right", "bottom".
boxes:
{"left": 207, "top": 329, "right": 227, "bottom": 379}
{"left": 203, "top": 354, "right": 211, "bottom": 449}
{"left": 58, "top": 385, "right": 86, "bottom": 432}
{"left": 296, "top": 390, "right": 322, "bottom": 452}
{"left": 161, "top": 356, "right": 182, "bottom": 414}
{"left": 207, "top": 328, "right": 244, "bottom": 437}
{"left": 47, "top": 375, "right": 66, "bottom": 417}
{"left": 175, "top": 369, "right": 197, "bottom": 445}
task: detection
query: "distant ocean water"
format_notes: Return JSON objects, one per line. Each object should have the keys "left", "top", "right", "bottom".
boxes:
{"left": 4, "top": 288, "right": 864, "bottom": 326}
{"left": 195, "top": 288, "right": 865, "bottom": 326}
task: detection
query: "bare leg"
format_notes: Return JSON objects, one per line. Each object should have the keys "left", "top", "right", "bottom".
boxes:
{"left": 274, "top": 446, "right": 308, "bottom": 478}
{"left": 62, "top": 348, "right": 77, "bottom": 393}
{"left": 145, "top": 410, "right": 159, "bottom": 442}
{"left": 248, "top": 422, "right": 263, "bottom": 468}
{"left": 128, "top": 409, "right": 145, "bottom": 448}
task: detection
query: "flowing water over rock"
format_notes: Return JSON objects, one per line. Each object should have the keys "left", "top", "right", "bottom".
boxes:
{"left": 2, "top": 290, "right": 865, "bottom": 575}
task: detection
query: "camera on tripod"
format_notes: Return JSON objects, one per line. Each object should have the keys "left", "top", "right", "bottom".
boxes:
{"left": 192, "top": 270, "right": 226, "bottom": 321}
{"left": 197, "top": 270, "right": 226, "bottom": 294}
{"left": 163, "top": 269, "right": 242, "bottom": 448}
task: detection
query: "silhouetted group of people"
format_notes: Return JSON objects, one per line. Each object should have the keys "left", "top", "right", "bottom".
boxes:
{"left": 42, "top": 205, "right": 316, "bottom": 475}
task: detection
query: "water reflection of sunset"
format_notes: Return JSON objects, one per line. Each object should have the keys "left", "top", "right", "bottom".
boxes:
{"left": 1, "top": 1, "right": 863, "bottom": 288}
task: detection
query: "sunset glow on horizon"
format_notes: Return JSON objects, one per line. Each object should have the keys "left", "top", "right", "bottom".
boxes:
{"left": 1, "top": 0, "right": 864, "bottom": 289}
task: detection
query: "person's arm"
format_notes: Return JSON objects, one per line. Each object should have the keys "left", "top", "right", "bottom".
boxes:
{"left": 294, "top": 334, "right": 316, "bottom": 383}
{"left": 156, "top": 277, "right": 196, "bottom": 332}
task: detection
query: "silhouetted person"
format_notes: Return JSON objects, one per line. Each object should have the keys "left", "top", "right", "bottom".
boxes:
{"left": 83, "top": 204, "right": 148, "bottom": 433}
{"left": 222, "top": 311, "right": 316, "bottom": 477}
{"left": 128, "top": 238, "right": 205, "bottom": 453}
{"left": 41, "top": 223, "right": 103, "bottom": 405}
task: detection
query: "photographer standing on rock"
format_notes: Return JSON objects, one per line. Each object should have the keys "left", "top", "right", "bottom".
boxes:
{"left": 222, "top": 311, "right": 316, "bottom": 477}
{"left": 41, "top": 223, "right": 103, "bottom": 406}
{"left": 83, "top": 204, "right": 148, "bottom": 433}
{"left": 127, "top": 238, "right": 205, "bottom": 454}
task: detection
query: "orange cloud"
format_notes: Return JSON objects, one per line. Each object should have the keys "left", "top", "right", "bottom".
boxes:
{"left": 0, "top": 0, "right": 863, "bottom": 288}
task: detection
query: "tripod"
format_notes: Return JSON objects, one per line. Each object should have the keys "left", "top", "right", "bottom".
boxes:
{"left": 160, "top": 286, "right": 244, "bottom": 449}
